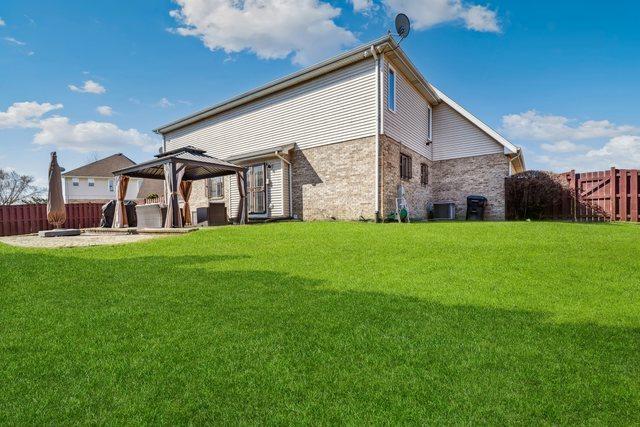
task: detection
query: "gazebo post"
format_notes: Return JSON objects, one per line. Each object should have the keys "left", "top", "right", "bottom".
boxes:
{"left": 236, "top": 168, "right": 248, "bottom": 225}
{"left": 170, "top": 161, "right": 180, "bottom": 228}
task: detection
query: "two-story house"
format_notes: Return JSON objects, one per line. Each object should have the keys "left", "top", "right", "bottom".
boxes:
{"left": 62, "top": 153, "right": 164, "bottom": 203}
{"left": 153, "top": 35, "right": 525, "bottom": 221}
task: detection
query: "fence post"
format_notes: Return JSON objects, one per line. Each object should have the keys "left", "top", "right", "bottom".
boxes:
{"left": 631, "top": 170, "right": 639, "bottom": 222}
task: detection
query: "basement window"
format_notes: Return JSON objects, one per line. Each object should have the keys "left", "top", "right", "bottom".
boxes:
{"left": 400, "top": 153, "right": 412, "bottom": 180}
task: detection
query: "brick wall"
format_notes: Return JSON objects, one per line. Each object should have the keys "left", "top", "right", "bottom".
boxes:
{"left": 380, "top": 135, "right": 433, "bottom": 219}
{"left": 431, "top": 153, "right": 510, "bottom": 220}
{"left": 291, "top": 136, "right": 377, "bottom": 220}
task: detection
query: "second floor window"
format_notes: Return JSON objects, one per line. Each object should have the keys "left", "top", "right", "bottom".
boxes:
{"left": 427, "top": 104, "right": 433, "bottom": 141}
{"left": 400, "top": 153, "right": 412, "bottom": 180}
{"left": 72, "top": 177, "right": 79, "bottom": 187}
{"left": 208, "top": 176, "right": 224, "bottom": 199}
{"left": 88, "top": 178, "right": 95, "bottom": 187}
{"left": 388, "top": 67, "right": 396, "bottom": 112}
{"left": 108, "top": 180, "right": 114, "bottom": 192}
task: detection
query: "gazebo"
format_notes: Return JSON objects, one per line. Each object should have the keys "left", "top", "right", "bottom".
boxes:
{"left": 112, "top": 146, "right": 247, "bottom": 228}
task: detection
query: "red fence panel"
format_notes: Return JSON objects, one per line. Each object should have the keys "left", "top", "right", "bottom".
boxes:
{"left": 0, "top": 202, "right": 103, "bottom": 237}
{"left": 506, "top": 168, "right": 640, "bottom": 222}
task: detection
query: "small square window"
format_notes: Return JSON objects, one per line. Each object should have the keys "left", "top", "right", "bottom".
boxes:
{"left": 420, "top": 163, "right": 429, "bottom": 186}
{"left": 72, "top": 177, "right": 79, "bottom": 187}
{"left": 88, "top": 178, "right": 95, "bottom": 187}
{"left": 400, "top": 153, "right": 412, "bottom": 180}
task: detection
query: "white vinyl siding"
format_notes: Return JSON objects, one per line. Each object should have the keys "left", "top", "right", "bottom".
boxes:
{"left": 164, "top": 59, "right": 377, "bottom": 159}
{"left": 382, "top": 58, "right": 433, "bottom": 160}
{"left": 432, "top": 102, "right": 504, "bottom": 161}
{"left": 227, "top": 158, "right": 285, "bottom": 219}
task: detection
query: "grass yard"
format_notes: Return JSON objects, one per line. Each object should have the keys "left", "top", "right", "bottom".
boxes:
{"left": 1, "top": 221, "right": 639, "bottom": 424}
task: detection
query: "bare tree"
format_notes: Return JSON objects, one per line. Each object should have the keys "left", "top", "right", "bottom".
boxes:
{"left": 0, "top": 169, "right": 45, "bottom": 205}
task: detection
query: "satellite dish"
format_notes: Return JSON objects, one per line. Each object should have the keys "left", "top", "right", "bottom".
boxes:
{"left": 395, "top": 13, "right": 411, "bottom": 39}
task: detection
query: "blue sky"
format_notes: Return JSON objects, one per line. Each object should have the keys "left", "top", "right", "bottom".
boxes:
{"left": 1, "top": 0, "right": 639, "bottom": 186}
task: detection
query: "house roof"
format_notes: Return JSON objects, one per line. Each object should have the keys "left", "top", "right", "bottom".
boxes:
{"left": 154, "top": 35, "right": 439, "bottom": 135}
{"left": 136, "top": 178, "right": 164, "bottom": 199}
{"left": 62, "top": 153, "right": 136, "bottom": 177}
{"left": 113, "top": 146, "right": 243, "bottom": 181}
{"left": 153, "top": 34, "right": 523, "bottom": 168}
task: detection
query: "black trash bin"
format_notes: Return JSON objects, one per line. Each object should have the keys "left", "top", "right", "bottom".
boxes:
{"left": 466, "top": 195, "right": 487, "bottom": 220}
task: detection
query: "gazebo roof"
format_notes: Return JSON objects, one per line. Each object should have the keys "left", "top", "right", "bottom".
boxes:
{"left": 112, "top": 146, "right": 243, "bottom": 180}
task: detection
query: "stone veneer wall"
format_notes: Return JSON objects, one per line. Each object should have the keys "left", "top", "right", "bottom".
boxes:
{"left": 291, "top": 136, "right": 377, "bottom": 220}
{"left": 431, "top": 153, "right": 510, "bottom": 220}
{"left": 380, "top": 135, "right": 432, "bottom": 219}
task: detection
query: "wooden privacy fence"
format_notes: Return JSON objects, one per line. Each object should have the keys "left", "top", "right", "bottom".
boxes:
{"left": 506, "top": 168, "right": 639, "bottom": 222}
{"left": 0, "top": 203, "right": 103, "bottom": 236}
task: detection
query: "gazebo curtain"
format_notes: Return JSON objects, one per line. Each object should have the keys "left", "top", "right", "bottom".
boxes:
{"left": 112, "top": 175, "right": 130, "bottom": 228}
{"left": 179, "top": 180, "right": 193, "bottom": 226}
{"left": 164, "top": 162, "right": 185, "bottom": 228}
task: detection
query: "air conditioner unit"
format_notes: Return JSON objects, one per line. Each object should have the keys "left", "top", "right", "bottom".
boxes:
{"left": 432, "top": 202, "right": 456, "bottom": 220}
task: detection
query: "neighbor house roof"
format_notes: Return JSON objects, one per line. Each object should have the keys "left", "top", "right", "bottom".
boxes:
{"left": 62, "top": 153, "right": 136, "bottom": 177}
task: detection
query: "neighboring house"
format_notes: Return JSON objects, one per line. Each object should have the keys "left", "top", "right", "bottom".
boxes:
{"left": 154, "top": 35, "right": 525, "bottom": 221}
{"left": 62, "top": 153, "right": 164, "bottom": 203}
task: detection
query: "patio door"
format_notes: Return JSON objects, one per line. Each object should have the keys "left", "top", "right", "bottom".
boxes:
{"left": 247, "top": 163, "right": 266, "bottom": 215}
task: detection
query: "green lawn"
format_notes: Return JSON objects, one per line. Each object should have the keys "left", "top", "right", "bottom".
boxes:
{"left": 1, "top": 222, "right": 639, "bottom": 424}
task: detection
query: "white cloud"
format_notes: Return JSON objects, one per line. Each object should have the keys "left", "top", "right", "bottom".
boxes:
{"left": 68, "top": 80, "right": 106, "bottom": 94}
{"left": 96, "top": 105, "right": 113, "bottom": 116}
{"left": 501, "top": 111, "right": 635, "bottom": 142}
{"left": 33, "top": 117, "right": 159, "bottom": 153}
{"left": 155, "top": 97, "right": 174, "bottom": 108}
{"left": 586, "top": 136, "right": 640, "bottom": 169}
{"left": 382, "top": 0, "right": 500, "bottom": 33}
{"left": 0, "top": 101, "right": 63, "bottom": 129}
{"left": 540, "top": 140, "right": 581, "bottom": 153}
{"left": 4, "top": 37, "right": 26, "bottom": 46}
{"left": 0, "top": 17, "right": 5, "bottom": 26}
{"left": 1, "top": 100, "right": 158, "bottom": 153}
{"left": 351, "top": 0, "right": 374, "bottom": 12}
{"left": 462, "top": 4, "right": 500, "bottom": 32}
{"left": 169, "top": 0, "right": 357, "bottom": 65}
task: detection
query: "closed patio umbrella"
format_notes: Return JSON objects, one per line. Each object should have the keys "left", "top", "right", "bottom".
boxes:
{"left": 112, "top": 175, "right": 130, "bottom": 228}
{"left": 46, "top": 152, "right": 66, "bottom": 229}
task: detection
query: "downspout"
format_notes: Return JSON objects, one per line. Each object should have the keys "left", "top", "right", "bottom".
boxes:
{"left": 371, "top": 45, "right": 381, "bottom": 221}
{"left": 274, "top": 150, "right": 293, "bottom": 218}
{"left": 509, "top": 148, "right": 523, "bottom": 174}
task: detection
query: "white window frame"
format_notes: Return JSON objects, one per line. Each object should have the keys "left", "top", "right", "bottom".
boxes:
{"left": 427, "top": 104, "right": 433, "bottom": 142}
{"left": 209, "top": 176, "right": 225, "bottom": 199}
{"left": 88, "top": 178, "right": 95, "bottom": 187}
{"left": 108, "top": 179, "right": 114, "bottom": 192}
{"left": 72, "top": 177, "right": 79, "bottom": 187}
{"left": 388, "top": 65, "right": 397, "bottom": 112}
